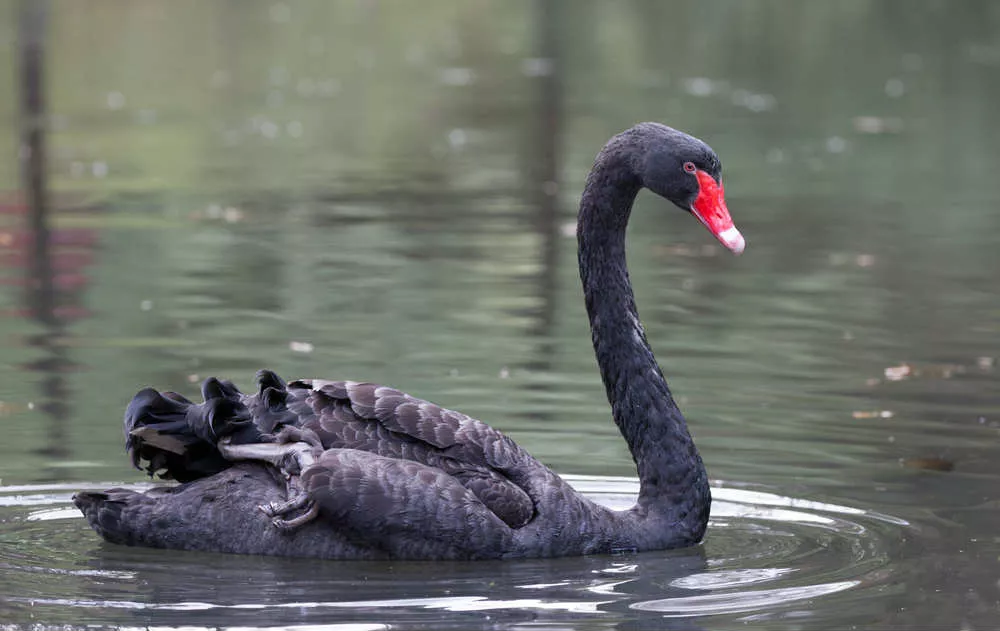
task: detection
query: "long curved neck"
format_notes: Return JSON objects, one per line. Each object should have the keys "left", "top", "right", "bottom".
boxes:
{"left": 577, "top": 150, "right": 709, "bottom": 524}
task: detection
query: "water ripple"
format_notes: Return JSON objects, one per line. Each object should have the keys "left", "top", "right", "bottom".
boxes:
{"left": 0, "top": 476, "right": 909, "bottom": 629}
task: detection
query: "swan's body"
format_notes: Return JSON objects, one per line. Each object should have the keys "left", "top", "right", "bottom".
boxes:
{"left": 75, "top": 123, "right": 745, "bottom": 560}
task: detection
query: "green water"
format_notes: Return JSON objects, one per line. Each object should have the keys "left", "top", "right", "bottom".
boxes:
{"left": 0, "top": 1, "right": 999, "bottom": 628}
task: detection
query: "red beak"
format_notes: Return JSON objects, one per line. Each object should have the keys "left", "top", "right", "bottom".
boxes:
{"left": 691, "top": 169, "right": 745, "bottom": 254}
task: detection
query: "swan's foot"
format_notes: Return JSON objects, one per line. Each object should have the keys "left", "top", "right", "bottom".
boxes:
{"left": 218, "top": 437, "right": 323, "bottom": 532}
{"left": 258, "top": 488, "right": 319, "bottom": 531}
{"left": 218, "top": 437, "right": 319, "bottom": 475}
{"left": 259, "top": 493, "right": 311, "bottom": 518}
{"left": 272, "top": 502, "right": 320, "bottom": 531}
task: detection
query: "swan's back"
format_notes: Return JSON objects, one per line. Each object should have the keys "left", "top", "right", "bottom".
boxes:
{"left": 125, "top": 370, "right": 541, "bottom": 529}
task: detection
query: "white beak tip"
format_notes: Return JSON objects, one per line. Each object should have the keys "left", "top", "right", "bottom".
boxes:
{"left": 718, "top": 226, "right": 746, "bottom": 255}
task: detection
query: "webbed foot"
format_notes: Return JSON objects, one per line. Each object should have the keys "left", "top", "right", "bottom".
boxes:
{"left": 258, "top": 489, "right": 319, "bottom": 531}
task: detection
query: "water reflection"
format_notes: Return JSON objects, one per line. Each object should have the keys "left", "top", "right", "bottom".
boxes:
{"left": 1, "top": 478, "right": 908, "bottom": 629}
{"left": 13, "top": 0, "right": 80, "bottom": 472}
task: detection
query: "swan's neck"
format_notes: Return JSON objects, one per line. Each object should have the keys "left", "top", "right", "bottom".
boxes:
{"left": 577, "top": 158, "right": 710, "bottom": 523}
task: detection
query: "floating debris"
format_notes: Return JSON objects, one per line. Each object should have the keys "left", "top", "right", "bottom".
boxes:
{"left": 884, "top": 364, "right": 912, "bottom": 381}
{"left": 977, "top": 356, "right": 995, "bottom": 370}
{"left": 498, "top": 366, "right": 510, "bottom": 379}
{"left": 856, "top": 254, "right": 876, "bottom": 267}
{"left": 901, "top": 457, "right": 954, "bottom": 472}
{"left": 289, "top": 341, "right": 314, "bottom": 354}
{"left": 853, "top": 116, "right": 905, "bottom": 134}
{"left": 881, "top": 361, "right": 965, "bottom": 382}
{"left": 852, "top": 410, "right": 895, "bottom": 419}
{"left": 222, "top": 207, "right": 244, "bottom": 223}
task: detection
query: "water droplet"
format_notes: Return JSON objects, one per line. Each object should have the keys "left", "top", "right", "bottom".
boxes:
{"left": 317, "top": 78, "right": 341, "bottom": 97}
{"left": 440, "top": 67, "right": 475, "bottom": 86}
{"left": 885, "top": 78, "right": 905, "bottom": 98}
{"left": 853, "top": 116, "right": 904, "bottom": 134}
{"left": 745, "top": 93, "right": 776, "bottom": 112}
{"left": 683, "top": 77, "right": 714, "bottom": 97}
{"left": 266, "top": 90, "right": 284, "bottom": 108}
{"left": 521, "top": 57, "right": 553, "bottom": 77}
{"left": 106, "top": 91, "right": 125, "bottom": 110}
{"left": 826, "top": 136, "right": 847, "bottom": 153}
{"left": 296, "top": 78, "right": 316, "bottom": 97}
{"left": 259, "top": 120, "right": 279, "bottom": 139}
{"left": 447, "top": 128, "right": 467, "bottom": 149}
{"left": 269, "top": 66, "right": 289, "bottom": 86}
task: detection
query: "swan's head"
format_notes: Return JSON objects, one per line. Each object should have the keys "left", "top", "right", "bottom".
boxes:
{"left": 636, "top": 123, "right": 745, "bottom": 255}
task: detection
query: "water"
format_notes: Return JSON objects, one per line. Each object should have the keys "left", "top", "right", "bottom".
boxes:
{"left": 1, "top": 0, "right": 999, "bottom": 628}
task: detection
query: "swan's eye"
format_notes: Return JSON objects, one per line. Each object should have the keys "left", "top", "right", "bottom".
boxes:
{"left": 683, "top": 162, "right": 696, "bottom": 174}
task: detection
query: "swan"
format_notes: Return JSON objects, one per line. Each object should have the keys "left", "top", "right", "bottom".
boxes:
{"left": 75, "top": 122, "right": 745, "bottom": 560}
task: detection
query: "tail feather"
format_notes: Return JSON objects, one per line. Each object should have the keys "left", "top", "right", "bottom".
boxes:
{"left": 73, "top": 490, "right": 139, "bottom": 547}
{"left": 124, "top": 380, "right": 265, "bottom": 482}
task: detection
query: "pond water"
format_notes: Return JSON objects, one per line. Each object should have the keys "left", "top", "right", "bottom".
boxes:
{"left": 1, "top": 1, "right": 999, "bottom": 629}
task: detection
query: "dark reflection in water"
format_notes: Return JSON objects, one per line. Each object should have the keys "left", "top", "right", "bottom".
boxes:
{"left": 0, "top": 1, "right": 999, "bottom": 629}
{"left": 14, "top": 0, "right": 75, "bottom": 468}
{"left": 0, "top": 480, "right": 910, "bottom": 630}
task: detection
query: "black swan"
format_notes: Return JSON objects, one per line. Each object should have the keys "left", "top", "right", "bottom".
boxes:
{"left": 75, "top": 122, "right": 745, "bottom": 560}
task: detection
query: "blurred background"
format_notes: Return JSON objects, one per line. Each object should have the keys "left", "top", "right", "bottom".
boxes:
{"left": 0, "top": 1, "right": 999, "bottom": 629}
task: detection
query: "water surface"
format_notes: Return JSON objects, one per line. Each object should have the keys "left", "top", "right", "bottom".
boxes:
{"left": 1, "top": 1, "right": 999, "bottom": 629}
